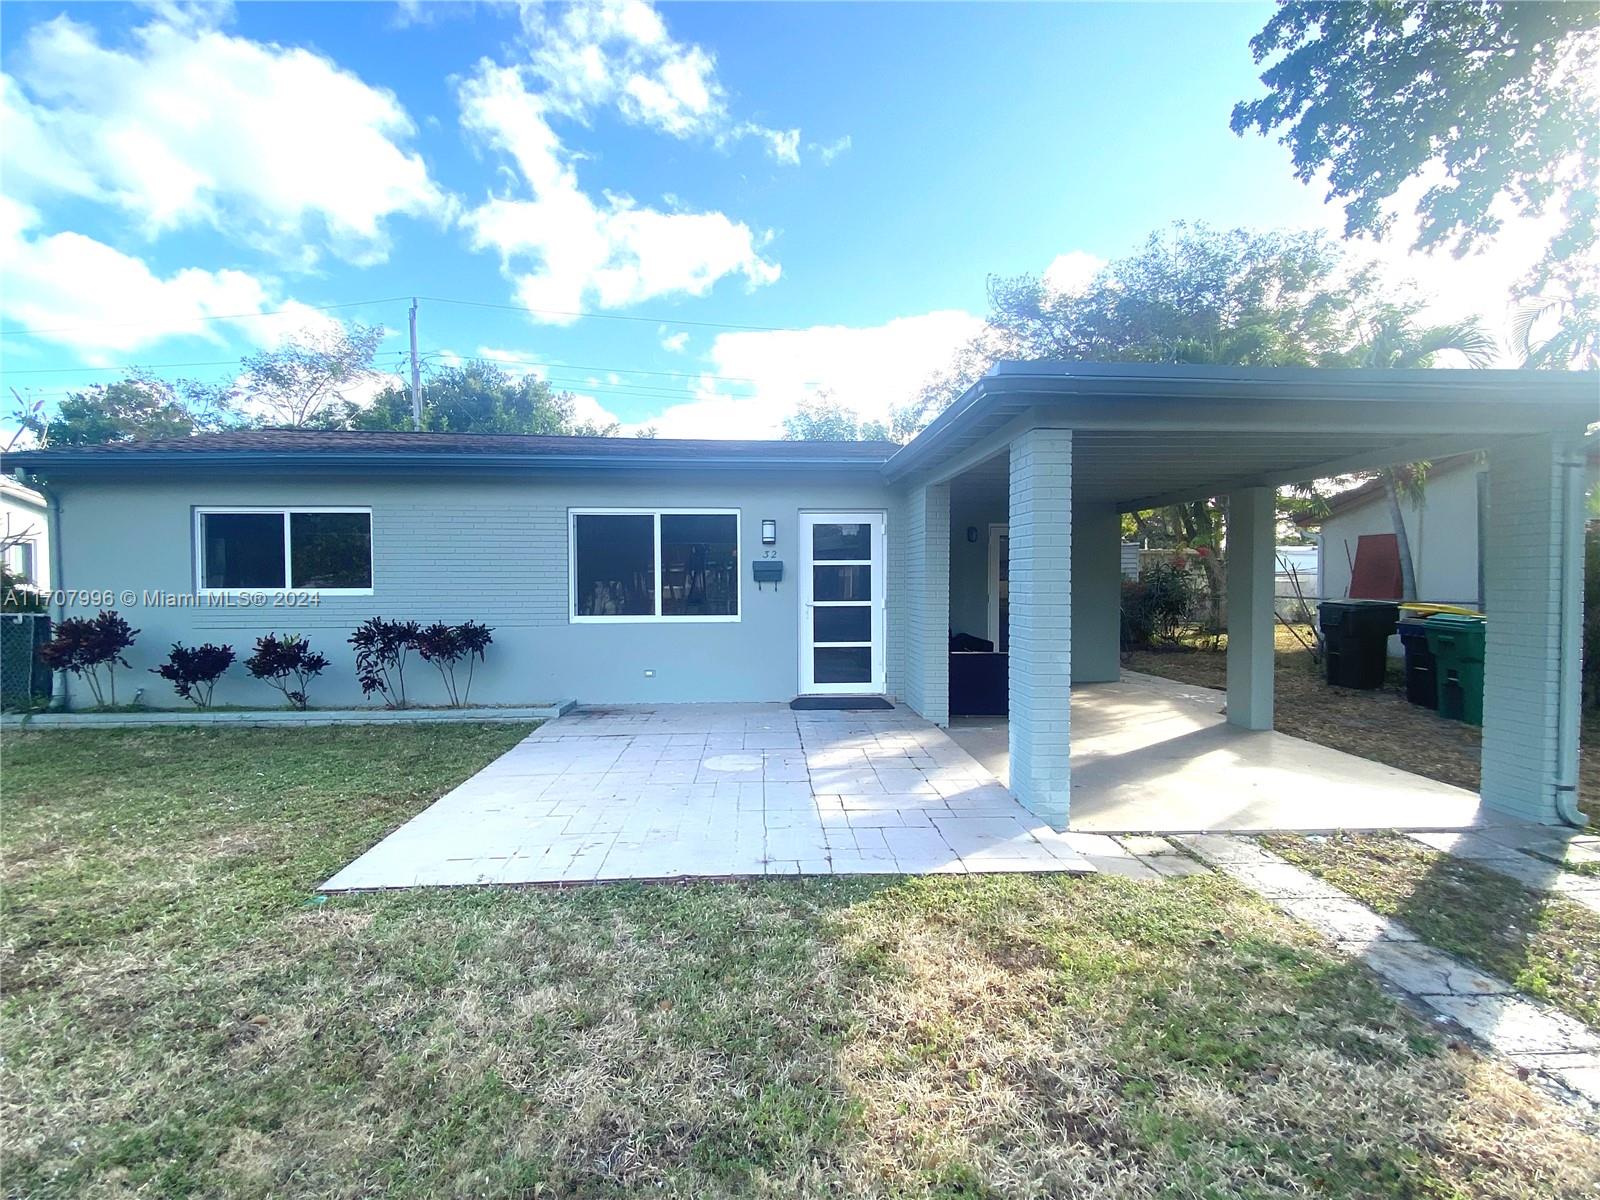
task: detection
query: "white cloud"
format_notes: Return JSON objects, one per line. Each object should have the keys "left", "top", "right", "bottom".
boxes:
{"left": 738, "top": 124, "right": 801, "bottom": 166}
{"left": 3, "top": 12, "right": 448, "bottom": 265}
{"left": 808, "top": 135, "right": 852, "bottom": 166}
{"left": 659, "top": 330, "right": 690, "bottom": 353}
{"left": 1042, "top": 250, "right": 1105, "bottom": 296}
{"left": 0, "top": 198, "right": 270, "bottom": 362}
{"left": 519, "top": 0, "right": 805, "bottom": 163}
{"left": 639, "top": 309, "right": 985, "bottom": 439}
{"left": 459, "top": 62, "right": 780, "bottom": 321}
{"left": 564, "top": 392, "right": 622, "bottom": 430}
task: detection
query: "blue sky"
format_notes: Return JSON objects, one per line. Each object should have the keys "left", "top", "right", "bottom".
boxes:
{"left": 0, "top": 1, "right": 1550, "bottom": 438}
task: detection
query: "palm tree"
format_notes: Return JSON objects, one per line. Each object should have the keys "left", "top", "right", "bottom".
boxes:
{"left": 1345, "top": 311, "right": 1499, "bottom": 600}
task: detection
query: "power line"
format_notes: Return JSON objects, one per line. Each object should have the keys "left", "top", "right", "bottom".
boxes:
{"left": 415, "top": 294, "right": 797, "bottom": 334}
{"left": 0, "top": 360, "right": 242, "bottom": 376}
{"left": 2, "top": 352, "right": 819, "bottom": 392}
{"left": 0, "top": 296, "right": 412, "bottom": 340}
{"left": 417, "top": 351, "right": 821, "bottom": 389}
{"left": 0, "top": 292, "right": 807, "bottom": 340}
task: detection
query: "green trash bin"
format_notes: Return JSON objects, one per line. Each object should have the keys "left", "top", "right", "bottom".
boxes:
{"left": 1423, "top": 614, "right": 1486, "bottom": 725}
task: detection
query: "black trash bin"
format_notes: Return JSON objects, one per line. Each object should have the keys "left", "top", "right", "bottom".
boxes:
{"left": 1319, "top": 600, "right": 1399, "bottom": 690}
{"left": 1396, "top": 616, "right": 1437, "bottom": 708}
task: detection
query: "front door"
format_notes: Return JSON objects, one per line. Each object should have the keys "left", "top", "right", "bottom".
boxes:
{"left": 799, "top": 512, "right": 886, "bottom": 695}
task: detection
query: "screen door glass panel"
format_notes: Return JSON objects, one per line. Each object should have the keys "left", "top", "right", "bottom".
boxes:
{"left": 811, "top": 522, "right": 872, "bottom": 561}
{"left": 813, "top": 605, "right": 871, "bottom": 643}
{"left": 812, "top": 564, "right": 871, "bottom": 601}
{"left": 814, "top": 646, "right": 872, "bottom": 683}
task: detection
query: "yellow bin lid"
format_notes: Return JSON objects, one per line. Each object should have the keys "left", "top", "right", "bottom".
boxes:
{"left": 1400, "top": 602, "right": 1483, "bottom": 618}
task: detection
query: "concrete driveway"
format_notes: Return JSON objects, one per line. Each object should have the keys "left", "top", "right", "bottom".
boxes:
{"left": 322, "top": 703, "right": 1093, "bottom": 889}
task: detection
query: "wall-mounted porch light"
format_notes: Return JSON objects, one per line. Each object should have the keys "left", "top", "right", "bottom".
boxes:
{"left": 761, "top": 519, "right": 778, "bottom": 545}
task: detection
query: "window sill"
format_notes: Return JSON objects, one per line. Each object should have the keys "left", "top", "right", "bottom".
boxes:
{"left": 570, "top": 615, "right": 741, "bottom": 624}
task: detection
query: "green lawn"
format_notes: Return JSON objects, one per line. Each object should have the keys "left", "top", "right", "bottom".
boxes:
{"left": 1262, "top": 832, "right": 1600, "bottom": 1031}
{"left": 4, "top": 728, "right": 1598, "bottom": 1198}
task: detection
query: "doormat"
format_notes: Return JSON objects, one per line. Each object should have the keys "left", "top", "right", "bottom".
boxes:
{"left": 790, "top": 696, "right": 894, "bottom": 711}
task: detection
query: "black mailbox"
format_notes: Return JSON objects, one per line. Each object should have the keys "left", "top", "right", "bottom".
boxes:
{"left": 752, "top": 560, "right": 783, "bottom": 586}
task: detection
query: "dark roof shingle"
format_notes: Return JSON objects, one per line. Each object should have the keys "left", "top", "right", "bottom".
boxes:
{"left": 3, "top": 428, "right": 898, "bottom": 471}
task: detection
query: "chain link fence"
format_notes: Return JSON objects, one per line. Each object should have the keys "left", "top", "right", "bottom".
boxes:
{"left": 1, "top": 613, "right": 52, "bottom": 710}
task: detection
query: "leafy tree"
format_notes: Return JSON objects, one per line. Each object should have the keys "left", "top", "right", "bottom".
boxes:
{"left": 320, "top": 360, "right": 620, "bottom": 436}
{"left": 238, "top": 323, "right": 384, "bottom": 427}
{"left": 26, "top": 372, "right": 235, "bottom": 447}
{"left": 1234, "top": 1, "right": 1600, "bottom": 366}
{"left": 899, "top": 224, "right": 1367, "bottom": 437}
{"left": 782, "top": 393, "right": 891, "bottom": 441}
{"left": 1328, "top": 307, "right": 1499, "bottom": 599}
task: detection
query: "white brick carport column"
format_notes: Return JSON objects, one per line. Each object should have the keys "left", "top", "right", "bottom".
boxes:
{"left": 1225, "top": 486, "right": 1276, "bottom": 731}
{"left": 1480, "top": 433, "right": 1587, "bottom": 825}
{"left": 901, "top": 481, "right": 951, "bottom": 725}
{"left": 1008, "top": 428, "right": 1073, "bottom": 829}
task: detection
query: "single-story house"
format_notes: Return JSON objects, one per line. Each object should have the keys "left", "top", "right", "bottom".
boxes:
{"left": 5, "top": 363, "right": 1595, "bottom": 829}
{"left": 1, "top": 476, "right": 50, "bottom": 589}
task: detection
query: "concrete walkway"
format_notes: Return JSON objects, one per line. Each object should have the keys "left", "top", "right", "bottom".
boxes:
{"left": 1177, "top": 833, "right": 1600, "bottom": 1112}
{"left": 322, "top": 703, "right": 1093, "bottom": 889}
{"left": 949, "top": 673, "right": 1502, "bottom": 833}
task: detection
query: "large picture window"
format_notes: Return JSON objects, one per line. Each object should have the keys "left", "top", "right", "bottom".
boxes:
{"left": 196, "top": 508, "right": 372, "bottom": 593}
{"left": 571, "top": 509, "right": 739, "bottom": 621}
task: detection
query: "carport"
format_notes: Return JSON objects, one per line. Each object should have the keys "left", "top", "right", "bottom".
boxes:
{"left": 885, "top": 363, "right": 1597, "bottom": 831}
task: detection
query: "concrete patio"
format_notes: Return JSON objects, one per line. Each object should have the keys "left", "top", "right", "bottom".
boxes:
{"left": 948, "top": 672, "right": 1507, "bottom": 833}
{"left": 321, "top": 703, "right": 1095, "bottom": 889}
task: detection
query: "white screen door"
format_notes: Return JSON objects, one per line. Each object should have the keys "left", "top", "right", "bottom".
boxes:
{"left": 800, "top": 512, "right": 885, "bottom": 694}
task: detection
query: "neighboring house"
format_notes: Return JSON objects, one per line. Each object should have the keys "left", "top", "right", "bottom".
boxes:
{"left": 1, "top": 477, "right": 49, "bottom": 589}
{"left": 1302, "top": 439, "right": 1599, "bottom": 610}
{"left": 5, "top": 363, "right": 1593, "bottom": 829}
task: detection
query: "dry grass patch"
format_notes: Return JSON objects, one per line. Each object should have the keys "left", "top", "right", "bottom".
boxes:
{"left": 1263, "top": 832, "right": 1600, "bottom": 1031}
{"left": 835, "top": 874, "right": 1599, "bottom": 1198}
{"left": 4, "top": 728, "right": 1599, "bottom": 1197}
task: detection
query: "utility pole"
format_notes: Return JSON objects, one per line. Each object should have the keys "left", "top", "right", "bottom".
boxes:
{"left": 408, "top": 297, "right": 422, "bottom": 431}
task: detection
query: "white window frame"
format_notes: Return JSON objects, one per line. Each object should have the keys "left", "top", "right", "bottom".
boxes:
{"left": 569, "top": 508, "right": 741, "bottom": 624}
{"left": 194, "top": 506, "right": 375, "bottom": 596}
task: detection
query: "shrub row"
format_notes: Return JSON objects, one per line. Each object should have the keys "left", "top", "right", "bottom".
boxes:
{"left": 35, "top": 611, "right": 495, "bottom": 711}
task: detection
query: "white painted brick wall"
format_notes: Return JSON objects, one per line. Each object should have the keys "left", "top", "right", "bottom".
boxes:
{"left": 902, "top": 482, "right": 951, "bottom": 723}
{"left": 1008, "top": 428, "right": 1072, "bottom": 829}
{"left": 1480, "top": 433, "right": 1583, "bottom": 823}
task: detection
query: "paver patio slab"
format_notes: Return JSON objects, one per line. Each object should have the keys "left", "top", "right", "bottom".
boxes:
{"left": 322, "top": 702, "right": 1094, "bottom": 888}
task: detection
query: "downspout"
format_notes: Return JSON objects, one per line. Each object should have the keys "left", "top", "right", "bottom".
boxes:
{"left": 22, "top": 472, "right": 68, "bottom": 711}
{"left": 1553, "top": 447, "right": 1585, "bottom": 828}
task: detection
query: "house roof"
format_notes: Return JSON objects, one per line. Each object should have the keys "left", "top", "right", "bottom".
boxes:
{"left": 0, "top": 476, "right": 47, "bottom": 508}
{"left": 1, "top": 428, "right": 898, "bottom": 475}
{"left": 4, "top": 364, "right": 1595, "bottom": 502}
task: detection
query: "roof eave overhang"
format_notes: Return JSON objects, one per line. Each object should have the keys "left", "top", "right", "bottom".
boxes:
{"left": 881, "top": 365, "right": 1600, "bottom": 485}
{"left": 2, "top": 450, "right": 892, "bottom": 477}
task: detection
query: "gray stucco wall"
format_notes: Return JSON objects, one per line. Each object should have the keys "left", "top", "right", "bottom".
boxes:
{"left": 48, "top": 468, "right": 893, "bottom": 709}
